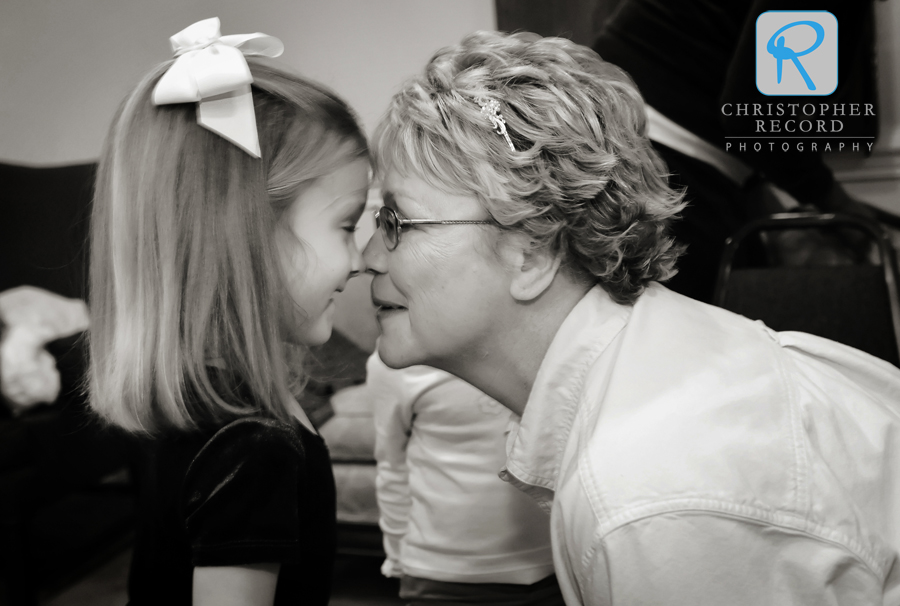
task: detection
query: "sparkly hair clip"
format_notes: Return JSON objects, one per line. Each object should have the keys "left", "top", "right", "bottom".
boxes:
{"left": 475, "top": 97, "right": 516, "bottom": 152}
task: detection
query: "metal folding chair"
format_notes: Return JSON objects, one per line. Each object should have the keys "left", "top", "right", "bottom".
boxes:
{"left": 713, "top": 212, "right": 900, "bottom": 366}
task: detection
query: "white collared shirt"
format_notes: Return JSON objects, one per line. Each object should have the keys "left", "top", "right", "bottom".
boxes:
{"left": 501, "top": 283, "right": 900, "bottom": 605}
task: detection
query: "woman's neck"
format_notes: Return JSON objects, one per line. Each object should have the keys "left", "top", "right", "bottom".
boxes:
{"left": 439, "top": 280, "right": 590, "bottom": 417}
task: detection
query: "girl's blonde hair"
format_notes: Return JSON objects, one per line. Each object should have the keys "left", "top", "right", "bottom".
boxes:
{"left": 89, "top": 59, "right": 367, "bottom": 434}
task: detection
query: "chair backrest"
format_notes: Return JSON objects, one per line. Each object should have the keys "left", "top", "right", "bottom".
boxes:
{"left": 713, "top": 212, "right": 900, "bottom": 367}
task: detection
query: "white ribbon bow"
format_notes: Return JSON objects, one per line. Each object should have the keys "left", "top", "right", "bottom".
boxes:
{"left": 152, "top": 17, "right": 284, "bottom": 158}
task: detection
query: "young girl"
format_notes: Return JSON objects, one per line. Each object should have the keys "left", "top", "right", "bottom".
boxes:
{"left": 88, "top": 19, "right": 368, "bottom": 606}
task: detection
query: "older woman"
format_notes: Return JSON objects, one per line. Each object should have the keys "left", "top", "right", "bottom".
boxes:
{"left": 363, "top": 31, "right": 900, "bottom": 606}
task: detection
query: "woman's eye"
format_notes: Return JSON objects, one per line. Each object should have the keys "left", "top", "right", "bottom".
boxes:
{"left": 343, "top": 225, "right": 358, "bottom": 234}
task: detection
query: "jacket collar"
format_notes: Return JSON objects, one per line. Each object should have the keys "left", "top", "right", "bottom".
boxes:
{"left": 500, "top": 286, "right": 631, "bottom": 510}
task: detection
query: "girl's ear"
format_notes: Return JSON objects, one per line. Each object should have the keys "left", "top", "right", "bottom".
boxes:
{"left": 501, "top": 233, "right": 563, "bottom": 302}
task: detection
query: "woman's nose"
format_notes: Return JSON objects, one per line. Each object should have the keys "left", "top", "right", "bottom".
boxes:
{"left": 349, "top": 238, "right": 365, "bottom": 277}
{"left": 363, "top": 229, "right": 387, "bottom": 275}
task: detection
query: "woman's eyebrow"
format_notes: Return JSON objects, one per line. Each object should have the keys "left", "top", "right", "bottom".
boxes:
{"left": 381, "top": 190, "right": 399, "bottom": 210}
{"left": 383, "top": 189, "right": 420, "bottom": 219}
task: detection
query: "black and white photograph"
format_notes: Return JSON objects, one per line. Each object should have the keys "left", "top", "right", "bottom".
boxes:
{"left": 1, "top": 1, "right": 899, "bottom": 605}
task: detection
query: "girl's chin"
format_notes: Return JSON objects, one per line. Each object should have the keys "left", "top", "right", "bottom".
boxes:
{"left": 301, "top": 322, "right": 333, "bottom": 347}
{"left": 292, "top": 308, "right": 335, "bottom": 347}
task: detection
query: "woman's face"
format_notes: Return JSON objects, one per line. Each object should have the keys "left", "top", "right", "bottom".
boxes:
{"left": 279, "top": 158, "right": 369, "bottom": 346}
{"left": 363, "top": 168, "right": 511, "bottom": 369}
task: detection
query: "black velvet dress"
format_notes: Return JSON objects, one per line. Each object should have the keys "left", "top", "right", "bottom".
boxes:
{"left": 127, "top": 411, "right": 336, "bottom": 605}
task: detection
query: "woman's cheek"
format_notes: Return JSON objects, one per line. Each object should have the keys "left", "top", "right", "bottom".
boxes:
{"left": 402, "top": 237, "right": 454, "bottom": 285}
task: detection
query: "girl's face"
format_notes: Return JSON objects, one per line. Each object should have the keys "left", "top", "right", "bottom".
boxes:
{"left": 279, "top": 158, "right": 369, "bottom": 346}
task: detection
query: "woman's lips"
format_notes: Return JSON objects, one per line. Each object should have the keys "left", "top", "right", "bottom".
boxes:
{"left": 372, "top": 295, "right": 407, "bottom": 311}
{"left": 375, "top": 303, "right": 406, "bottom": 322}
{"left": 376, "top": 305, "right": 407, "bottom": 315}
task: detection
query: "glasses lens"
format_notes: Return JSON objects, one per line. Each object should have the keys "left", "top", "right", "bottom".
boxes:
{"left": 380, "top": 207, "right": 399, "bottom": 250}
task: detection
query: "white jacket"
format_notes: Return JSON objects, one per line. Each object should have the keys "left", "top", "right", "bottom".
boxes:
{"left": 502, "top": 283, "right": 900, "bottom": 605}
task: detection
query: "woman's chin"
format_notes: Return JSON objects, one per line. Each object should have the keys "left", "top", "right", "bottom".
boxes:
{"left": 376, "top": 335, "right": 421, "bottom": 369}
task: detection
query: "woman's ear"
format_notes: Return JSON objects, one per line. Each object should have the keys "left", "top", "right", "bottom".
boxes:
{"left": 503, "top": 235, "right": 563, "bottom": 302}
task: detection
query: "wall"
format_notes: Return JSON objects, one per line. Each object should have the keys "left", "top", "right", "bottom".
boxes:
{"left": 0, "top": 0, "right": 495, "bottom": 164}
{"left": 0, "top": 0, "right": 495, "bottom": 351}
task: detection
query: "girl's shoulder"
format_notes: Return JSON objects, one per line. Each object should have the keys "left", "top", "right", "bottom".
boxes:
{"left": 178, "top": 415, "right": 330, "bottom": 569}
{"left": 181, "top": 416, "right": 312, "bottom": 521}
{"left": 181, "top": 417, "right": 308, "bottom": 497}
{"left": 215, "top": 415, "right": 302, "bottom": 438}
{"left": 192, "top": 416, "right": 306, "bottom": 469}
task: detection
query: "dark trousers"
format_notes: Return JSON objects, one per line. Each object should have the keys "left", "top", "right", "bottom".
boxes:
{"left": 399, "top": 573, "right": 566, "bottom": 606}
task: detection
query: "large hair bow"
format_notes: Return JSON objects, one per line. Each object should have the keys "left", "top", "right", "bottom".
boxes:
{"left": 152, "top": 17, "right": 284, "bottom": 158}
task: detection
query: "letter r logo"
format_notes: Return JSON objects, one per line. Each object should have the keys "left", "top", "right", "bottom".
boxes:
{"left": 757, "top": 11, "right": 837, "bottom": 96}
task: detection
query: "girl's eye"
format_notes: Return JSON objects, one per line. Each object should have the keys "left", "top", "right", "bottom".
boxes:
{"left": 343, "top": 225, "right": 358, "bottom": 234}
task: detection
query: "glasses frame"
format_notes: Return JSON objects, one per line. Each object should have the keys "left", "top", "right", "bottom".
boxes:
{"left": 375, "top": 206, "right": 495, "bottom": 251}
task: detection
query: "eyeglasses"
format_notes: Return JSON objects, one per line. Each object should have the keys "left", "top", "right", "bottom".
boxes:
{"left": 374, "top": 206, "right": 495, "bottom": 251}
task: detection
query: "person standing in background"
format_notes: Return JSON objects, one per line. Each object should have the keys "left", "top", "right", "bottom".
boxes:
{"left": 593, "top": 0, "right": 879, "bottom": 302}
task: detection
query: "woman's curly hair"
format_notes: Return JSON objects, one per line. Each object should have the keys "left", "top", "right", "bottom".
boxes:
{"left": 374, "top": 30, "right": 686, "bottom": 305}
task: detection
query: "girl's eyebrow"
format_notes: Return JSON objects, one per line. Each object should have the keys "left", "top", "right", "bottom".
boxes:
{"left": 328, "top": 186, "right": 369, "bottom": 210}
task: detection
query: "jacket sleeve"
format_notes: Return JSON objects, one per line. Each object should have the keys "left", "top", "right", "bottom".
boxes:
{"left": 577, "top": 512, "right": 882, "bottom": 606}
{"left": 368, "top": 351, "right": 416, "bottom": 578}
